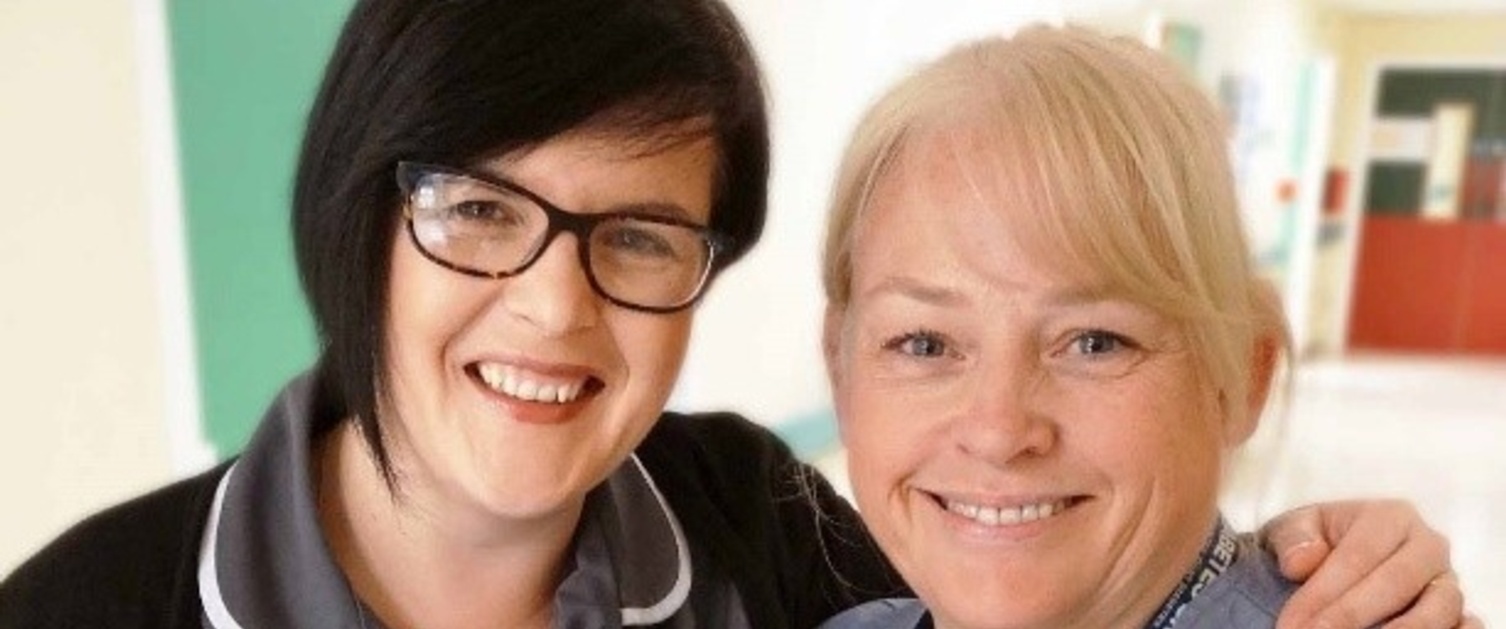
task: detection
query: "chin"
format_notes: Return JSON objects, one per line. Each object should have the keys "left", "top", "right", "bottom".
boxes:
{"left": 454, "top": 456, "right": 588, "bottom": 518}
{"left": 907, "top": 558, "right": 1096, "bottom": 629}
{"left": 471, "top": 479, "right": 585, "bottom": 521}
{"left": 932, "top": 599, "right": 1072, "bottom": 629}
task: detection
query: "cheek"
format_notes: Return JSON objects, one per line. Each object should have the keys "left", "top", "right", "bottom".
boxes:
{"left": 837, "top": 381, "right": 938, "bottom": 586}
{"left": 838, "top": 379, "right": 933, "bottom": 498}
{"left": 386, "top": 241, "right": 484, "bottom": 369}
{"left": 385, "top": 239, "right": 438, "bottom": 373}
{"left": 1075, "top": 378, "right": 1225, "bottom": 501}
{"left": 616, "top": 313, "right": 693, "bottom": 397}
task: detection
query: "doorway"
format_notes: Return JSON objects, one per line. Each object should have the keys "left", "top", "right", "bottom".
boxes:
{"left": 1348, "top": 66, "right": 1506, "bottom": 354}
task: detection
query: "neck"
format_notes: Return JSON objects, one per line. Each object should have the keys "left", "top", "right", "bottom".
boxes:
{"left": 1140, "top": 518, "right": 1236, "bottom": 629}
{"left": 315, "top": 422, "right": 580, "bottom": 629}
{"left": 1091, "top": 517, "right": 1224, "bottom": 629}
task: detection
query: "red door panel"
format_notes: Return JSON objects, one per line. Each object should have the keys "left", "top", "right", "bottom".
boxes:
{"left": 1349, "top": 216, "right": 1472, "bottom": 351}
{"left": 1461, "top": 223, "right": 1506, "bottom": 354}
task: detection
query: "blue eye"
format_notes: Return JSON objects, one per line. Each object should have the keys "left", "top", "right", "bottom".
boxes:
{"left": 1071, "top": 330, "right": 1128, "bottom": 356}
{"left": 884, "top": 330, "right": 950, "bottom": 358}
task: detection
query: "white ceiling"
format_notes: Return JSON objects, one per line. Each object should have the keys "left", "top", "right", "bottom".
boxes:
{"left": 1318, "top": 0, "right": 1506, "bottom": 15}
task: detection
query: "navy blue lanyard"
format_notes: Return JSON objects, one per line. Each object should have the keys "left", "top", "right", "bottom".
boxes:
{"left": 1144, "top": 518, "right": 1240, "bottom": 629}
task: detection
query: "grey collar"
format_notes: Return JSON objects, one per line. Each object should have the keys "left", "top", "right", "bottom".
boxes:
{"left": 197, "top": 373, "right": 691, "bottom": 628}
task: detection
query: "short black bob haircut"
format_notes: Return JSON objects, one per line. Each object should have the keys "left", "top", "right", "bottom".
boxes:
{"left": 292, "top": 0, "right": 769, "bottom": 482}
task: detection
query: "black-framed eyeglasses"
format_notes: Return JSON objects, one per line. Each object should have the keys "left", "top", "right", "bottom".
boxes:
{"left": 395, "top": 162, "right": 731, "bottom": 313}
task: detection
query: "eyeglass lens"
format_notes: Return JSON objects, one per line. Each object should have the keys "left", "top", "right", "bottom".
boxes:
{"left": 406, "top": 170, "right": 714, "bottom": 310}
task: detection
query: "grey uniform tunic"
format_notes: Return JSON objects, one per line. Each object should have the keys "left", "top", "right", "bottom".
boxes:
{"left": 195, "top": 374, "right": 749, "bottom": 629}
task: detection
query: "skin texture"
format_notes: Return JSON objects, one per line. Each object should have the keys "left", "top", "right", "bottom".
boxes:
{"left": 319, "top": 133, "right": 718, "bottom": 629}
{"left": 827, "top": 130, "right": 1261, "bottom": 629}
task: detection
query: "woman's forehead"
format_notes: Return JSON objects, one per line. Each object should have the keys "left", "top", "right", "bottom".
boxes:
{"left": 856, "top": 128, "right": 1141, "bottom": 300}
{"left": 867, "top": 129, "right": 1048, "bottom": 244}
{"left": 487, "top": 124, "right": 718, "bottom": 169}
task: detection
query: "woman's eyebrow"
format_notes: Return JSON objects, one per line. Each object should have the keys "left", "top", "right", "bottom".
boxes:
{"left": 472, "top": 162, "right": 701, "bottom": 222}
{"left": 861, "top": 275, "right": 970, "bottom": 307}
{"left": 1039, "top": 284, "right": 1118, "bottom": 308}
{"left": 861, "top": 276, "right": 1129, "bottom": 311}
{"left": 598, "top": 201, "right": 696, "bottom": 221}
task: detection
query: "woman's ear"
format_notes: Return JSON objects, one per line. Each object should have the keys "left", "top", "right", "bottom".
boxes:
{"left": 1247, "top": 333, "right": 1280, "bottom": 417}
{"left": 1225, "top": 331, "right": 1281, "bottom": 448}
{"left": 1225, "top": 280, "right": 1287, "bottom": 447}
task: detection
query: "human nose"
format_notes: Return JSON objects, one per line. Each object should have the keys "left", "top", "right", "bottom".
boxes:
{"left": 499, "top": 233, "right": 600, "bottom": 336}
{"left": 950, "top": 357, "right": 1056, "bottom": 465}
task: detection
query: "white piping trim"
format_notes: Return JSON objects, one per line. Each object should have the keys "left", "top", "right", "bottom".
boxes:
{"left": 197, "top": 464, "right": 246, "bottom": 629}
{"left": 619, "top": 455, "right": 693, "bottom": 626}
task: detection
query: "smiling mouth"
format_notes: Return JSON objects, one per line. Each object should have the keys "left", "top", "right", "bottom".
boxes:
{"left": 932, "top": 494, "right": 1089, "bottom": 528}
{"left": 468, "top": 362, "right": 604, "bottom": 405}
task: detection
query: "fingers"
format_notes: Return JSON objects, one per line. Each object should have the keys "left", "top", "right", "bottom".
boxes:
{"left": 1273, "top": 500, "right": 1404, "bottom": 629}
{"left": 1378, "top": 574, "right": 1466, "bottom": 629}
{"left": 1262, "top": 503, "right": 1332, "bottom": 581}
{"left": 1275, "top": 500, "right": 1454, "bottom": 629}
{"left": 1309, "top": 548, "right": 1456, "bottom": 629}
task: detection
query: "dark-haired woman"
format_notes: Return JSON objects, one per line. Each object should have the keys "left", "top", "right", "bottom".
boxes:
{"left": 0, "top": 1, "right": 1471, "bottom": 628}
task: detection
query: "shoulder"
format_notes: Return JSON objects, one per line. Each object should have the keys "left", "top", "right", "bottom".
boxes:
{"left": 637, "top": 411, "right": 813, "bottom": 510}
{"left": 637, "top": 411, "right": 903, "bottom": 627}
{"left": 635, "top": 411, "right": 814, "bottom": 553}
{"left": 818, "top": 598, "right": 929, "bottom": 629}
{"left": 641, "top": 411, "right": 792, "bottom": 467}
{"left": 0, "top": 461, "right": 232, "bottom": 629}
{"left": 1176, "top": 534, "right": 1298, "bottom": 628}
{"left": 637, "top": 410, "right": 846, "bottom": 534}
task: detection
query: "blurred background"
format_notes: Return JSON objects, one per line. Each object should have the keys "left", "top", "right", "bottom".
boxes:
{"left": 2, "top": 0, "right": 1502, "bottom": 621}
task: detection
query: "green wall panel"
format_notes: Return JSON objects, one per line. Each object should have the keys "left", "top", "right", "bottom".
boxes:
{"left": 168, "top": 1, "right": 354, "bottom": 455}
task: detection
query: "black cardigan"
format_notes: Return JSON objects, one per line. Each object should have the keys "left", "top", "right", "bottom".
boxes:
{"left": 0, "top": 412, "right": 904, "bottom": 628}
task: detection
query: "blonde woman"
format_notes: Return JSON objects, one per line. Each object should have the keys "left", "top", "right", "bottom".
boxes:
{"left": 819, "top": 25, "right": 1476, "bottom": 629}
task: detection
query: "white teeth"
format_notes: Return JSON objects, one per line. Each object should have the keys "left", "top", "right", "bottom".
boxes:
{"left": 474, "top": 363, "right": 588, "bottom": 404}
{"left": 999, "top": 506, "right": 1021, "bottom": 525}
{"left": 478, "top": 363, "right": 505, "bottom": 390}
{"left": 977, "top": 507, "right": 1000, "bottom": 526}
{"left": 945, "top": 498, "right": 1069, "bottom": 528}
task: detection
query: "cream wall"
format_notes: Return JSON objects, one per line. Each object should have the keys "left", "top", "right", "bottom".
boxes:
{"left": 0, "top": 1, "right": 175, "bottom": 573}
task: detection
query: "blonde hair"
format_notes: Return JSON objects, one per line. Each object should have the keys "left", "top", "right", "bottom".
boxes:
{"left": 823, "top": 25, "right": 1289, "bottom": 428}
